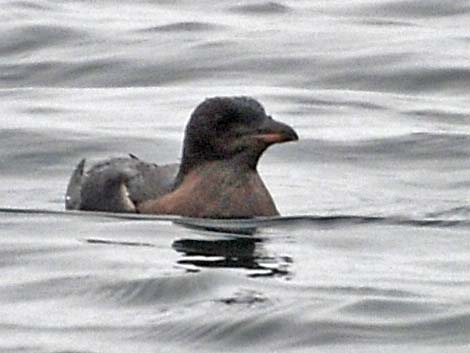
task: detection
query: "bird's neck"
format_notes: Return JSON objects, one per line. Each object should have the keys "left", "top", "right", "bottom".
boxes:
{"left": 174, "top": 152, "right": 259, "bottom": 189}
{"left": 172, "top": 160, "right": 278, "bottom": 218}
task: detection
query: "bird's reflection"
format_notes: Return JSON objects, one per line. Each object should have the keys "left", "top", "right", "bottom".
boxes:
{"left": 172, "top": 234, "right": 292, "bottom": 278}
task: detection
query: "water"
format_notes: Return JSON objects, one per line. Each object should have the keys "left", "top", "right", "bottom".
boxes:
{"left": 1, "top": 0, "right": 470, "bottom": 352}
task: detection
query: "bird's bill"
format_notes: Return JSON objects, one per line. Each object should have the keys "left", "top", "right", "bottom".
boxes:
{"left": 253, "top": 118, "right": 299, "bottom": 144}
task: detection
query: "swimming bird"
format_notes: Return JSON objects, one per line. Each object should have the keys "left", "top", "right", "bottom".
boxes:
{"left": 65, "top": 96, "right": 298, "bottom": 218}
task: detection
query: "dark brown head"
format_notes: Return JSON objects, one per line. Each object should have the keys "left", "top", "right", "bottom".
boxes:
{"left": 176, "top": 96, "right": 298, "bottom": 182}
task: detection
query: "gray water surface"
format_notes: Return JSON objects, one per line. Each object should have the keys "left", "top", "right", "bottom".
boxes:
{"left": 1, "top": 0, "right": 470, "bottom": 352}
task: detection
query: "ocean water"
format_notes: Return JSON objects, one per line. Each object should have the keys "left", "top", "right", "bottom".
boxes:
{"left": 1, "top": 0, "right": 470, "bottom": 352}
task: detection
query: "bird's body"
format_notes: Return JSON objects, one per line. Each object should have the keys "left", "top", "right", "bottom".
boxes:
{"left": 66, "top": 156, "right": 178, "bottom": 213}
{"left": 65, "top": 96, "right": 298, "bottom": 218}
{"left": 137, "top": 159, "right": 278, "bottom": 218}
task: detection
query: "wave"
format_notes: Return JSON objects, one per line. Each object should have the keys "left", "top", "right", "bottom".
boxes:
{"left": 1, "top": 207, "right": 469, "bottom": 230}
{"left": 0, "top": 24, "right": 88, "bottom": 57}
{"left": 323, "top": 65, "right": 470, "bottom": 94}
{"left": 0, "top": 127, "right": 179, "bottom": 177}
{"left": 287, "top": 133, "right": 470, "bottom": 165}
{"left": 354, "top": 0, "right": 470, "bottom": 19}
{"left": 139, "top": 22, "right": 225, "bottom": 33}
{"left": 229, "top": 1, "right": 291, "bottom": 15}
{"left": 132, "top": 301, "right": 470, "bottom": 348}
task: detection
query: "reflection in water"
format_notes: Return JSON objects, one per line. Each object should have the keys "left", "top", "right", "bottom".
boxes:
{"left": 172, "top": 236, "right": 292, "bottom": 278}
{"left": 173, "top": 220, "right": 258, "bottom": 236}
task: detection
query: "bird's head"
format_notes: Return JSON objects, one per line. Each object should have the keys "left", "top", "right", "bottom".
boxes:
{"left": 179, "top": 96, "right": 298, "bottom": 174}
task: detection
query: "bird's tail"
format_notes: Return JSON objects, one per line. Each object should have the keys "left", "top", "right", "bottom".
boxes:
{"left": 65, "top": 159, "right": 86, "bottom": 210}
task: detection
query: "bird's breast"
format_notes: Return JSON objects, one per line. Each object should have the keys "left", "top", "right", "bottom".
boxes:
{"left": 138, "top": 163, "right": 279, "bottom": 218}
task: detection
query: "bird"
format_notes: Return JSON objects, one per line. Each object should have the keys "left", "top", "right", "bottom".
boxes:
{"left": 65, "top": 96, "right": 298, "bottom": 218}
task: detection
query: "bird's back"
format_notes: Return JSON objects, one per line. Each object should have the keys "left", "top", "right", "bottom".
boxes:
{"left": 65, "top": 156, "right": 179, "bottom": 212}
